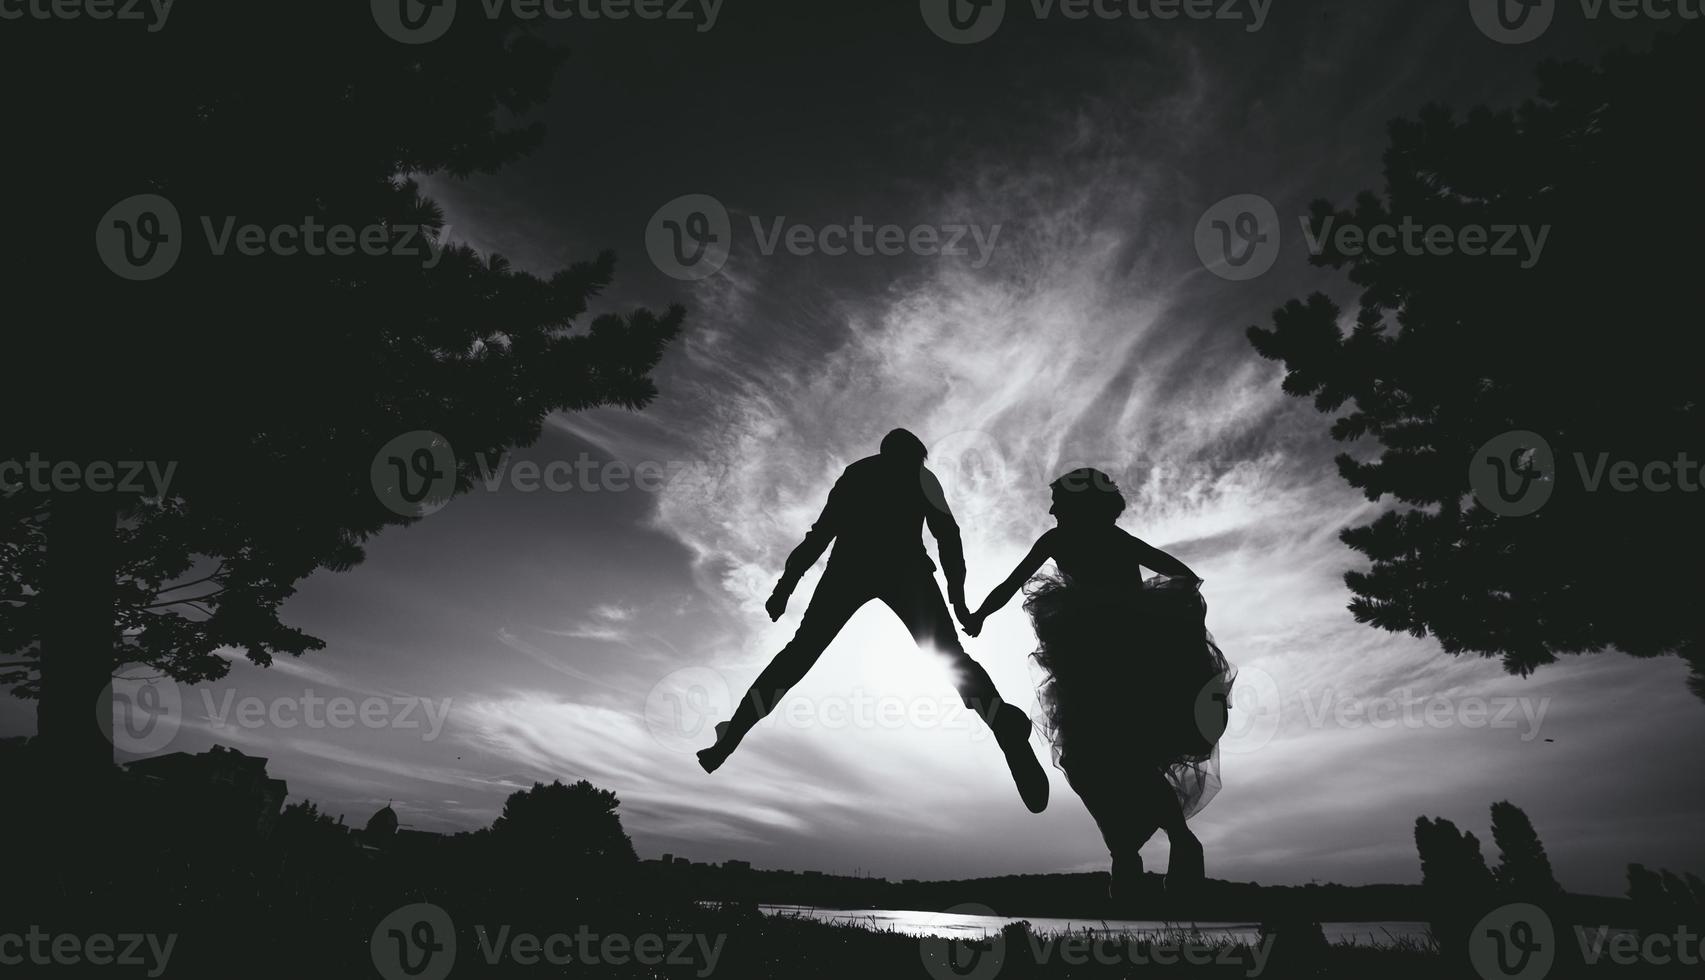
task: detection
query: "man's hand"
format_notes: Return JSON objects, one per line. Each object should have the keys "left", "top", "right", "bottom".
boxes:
{"left": 955, "top": 603, "right": 984, "bottom": 638}
{"left": 765, "top": 589, "right": 789, "bottom": 622}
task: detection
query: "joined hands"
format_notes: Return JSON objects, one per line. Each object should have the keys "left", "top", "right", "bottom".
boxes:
{"left": 955, "top": 602, "right": 985, "bottom": 638}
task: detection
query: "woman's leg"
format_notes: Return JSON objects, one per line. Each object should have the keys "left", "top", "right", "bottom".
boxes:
{"left": 1141, "top": 770, "right": 1204, "bottom": 886}
{"left": 1061, "top": 751, "right": 1162, "bottom": 899}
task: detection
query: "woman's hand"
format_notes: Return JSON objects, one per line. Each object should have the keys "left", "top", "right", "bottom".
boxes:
{"left": 959, "top": 609, "right": 986, "bottom": 638}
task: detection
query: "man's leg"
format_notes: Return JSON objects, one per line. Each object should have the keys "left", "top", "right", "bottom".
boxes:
{"left": 698, "top": 572, "right": 870, "bottom": 772}
{"left": 877, "top": 570, "right": 1049, "bottom": 812}
{"left": 876, "top": 569, "right": 1005, "bottom": 719}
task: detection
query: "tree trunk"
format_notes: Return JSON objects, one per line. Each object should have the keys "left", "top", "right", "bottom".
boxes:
{"left": 38, "top": 488, "right": 119, "bottom": 784}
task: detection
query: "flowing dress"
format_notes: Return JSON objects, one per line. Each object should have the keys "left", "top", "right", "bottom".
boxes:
{"left": 1024, "top": 572, "right": 1234, "bottom": 817}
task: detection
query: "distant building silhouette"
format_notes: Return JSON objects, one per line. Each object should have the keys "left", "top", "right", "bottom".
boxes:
{"left": 123, "top": 744, "right": 287, "bottom": 836}
{"left": 363, "top": 802, "right": 399, "bottom": 842}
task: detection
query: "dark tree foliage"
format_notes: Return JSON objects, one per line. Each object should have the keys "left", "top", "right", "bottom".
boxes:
{"left": 489, "top": 779, "right": 640, "bottom": 894}
{"left": 1489, "top": 801, "right": 1561, "bottom": 897}
{"left": 1247, "top": 28, "right": 1704, "bottom": 698}
{"left": 0, "top": 4, "right": 686, "bottom": 777}
{"left": 1415, "top": 816, "right": 1494, "bottom": 897}
{"left": 1628, "top": 863, "right": 1669, "bottom": 908}
{"left": 1414, "top": 815, "right": 1496, "bottom": 957}
{"left": 1627, "top": 864, "right": 1705, "bottom": 932}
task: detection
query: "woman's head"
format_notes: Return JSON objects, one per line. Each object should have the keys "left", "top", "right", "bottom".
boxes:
{"left": 1048, "top": 468, "right": 1125, "bottom": 526}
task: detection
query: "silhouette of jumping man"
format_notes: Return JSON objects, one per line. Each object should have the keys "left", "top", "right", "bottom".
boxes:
{"left": 696, "top": 429, "right": 1050, "bottom": 813}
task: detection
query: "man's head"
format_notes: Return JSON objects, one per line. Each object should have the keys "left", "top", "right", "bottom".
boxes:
{"left": 880, "top": 428, "right": 929, "bottom": 464}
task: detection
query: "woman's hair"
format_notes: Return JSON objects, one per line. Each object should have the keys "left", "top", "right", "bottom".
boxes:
{"left": 1049, "top": 467, "right": 1126, "bottom": 523}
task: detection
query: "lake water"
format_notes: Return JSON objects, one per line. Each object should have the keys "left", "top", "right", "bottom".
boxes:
{"left": 759, "top": 905, "right": 1433, "bottom": 946}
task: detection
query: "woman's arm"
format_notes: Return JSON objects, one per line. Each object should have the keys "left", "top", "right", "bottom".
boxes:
{"left": 1130, "top": 534, "right": 1199, "bottom": 581}
{"left": 962, "top": 531, "right": 1055, "bottom": 637}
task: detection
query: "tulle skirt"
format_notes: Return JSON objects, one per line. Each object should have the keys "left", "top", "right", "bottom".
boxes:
{"left": 1023, "top": 573, "right": 1234, "bottom": 818}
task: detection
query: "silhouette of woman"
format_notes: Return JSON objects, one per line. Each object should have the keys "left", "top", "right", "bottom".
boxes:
{"left": 961, "top": 468, "right": 1233, "bottom": 900}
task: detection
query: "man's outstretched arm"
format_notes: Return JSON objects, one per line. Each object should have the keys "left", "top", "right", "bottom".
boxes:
{"left": 921, "top": 466, "right": 969, "bottom": 616}
{"left": 767, "top": 477, "right": 846, "bottom": 620}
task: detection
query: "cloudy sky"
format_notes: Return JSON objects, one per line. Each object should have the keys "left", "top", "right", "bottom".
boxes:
{"left": 11, "top": 0, "right": 1702, "bottom": 895}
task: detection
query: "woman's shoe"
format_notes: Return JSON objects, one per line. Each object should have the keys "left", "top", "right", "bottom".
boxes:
{"left": 1165, "top": 834, "right": 1205, "bottom": 896}
{"left": 1108, "top": 856, "right": 1143, "bottom": 902}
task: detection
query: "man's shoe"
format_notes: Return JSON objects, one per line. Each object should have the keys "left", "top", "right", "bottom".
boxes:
{"left": 697, "top": 722, "right": 731, "bottom": 774}
{"left": 993, "top": 705, "right": 1049, "bottom": 813}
